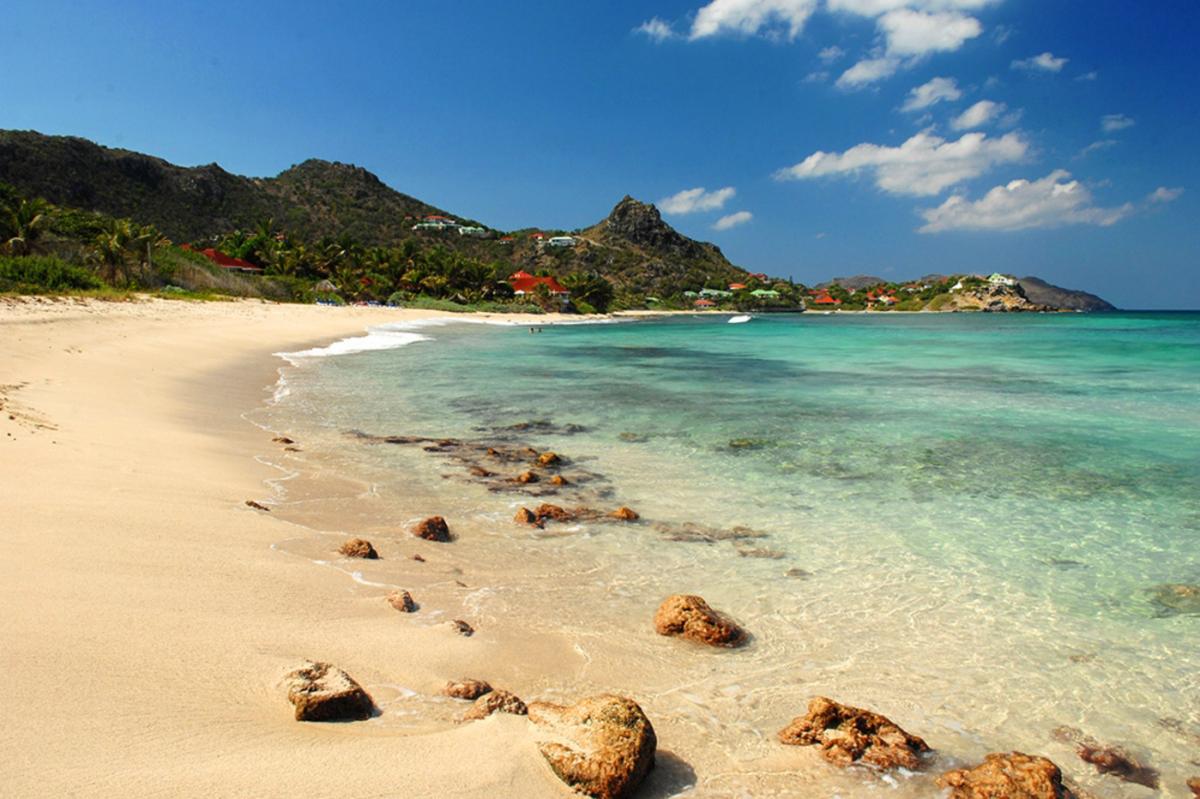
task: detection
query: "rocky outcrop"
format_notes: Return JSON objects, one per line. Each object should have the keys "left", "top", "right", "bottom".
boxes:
{"left": 937, "top": 752, "right": 1076, "bottom": 798}
{"left": 443, "top": 679, "right": 493, "bottom": 700}
{"left": 283, "top": 661, "right": 375, "bottom": 722}
{"left": 609, "top": 507, "right": 639, "bottom": 521}
{"left": 778, "top": 697, "right": 929, "bottom": 770}
{"left": 338, "top": 538, "right": 378, "bottom": 559}
{"left": 944, "top": 284, "right": 1053, "bottom": 313}
{"left": 462, "top": 689, "right": 527, "bottom": 721}
{"left": 386, "top": 590, "right": 417, "bottom": 613}
{"left": 1018, "top": 276, "right": 1116, "bottom": 311}
{"left": 528, "top": 695, "right": 657, "bottom": 799}
{"left": 412, "top": 516, "right": 451, "bottom": 542}
{"left": 653, "top": 594, "right": 746, "bottom": 647}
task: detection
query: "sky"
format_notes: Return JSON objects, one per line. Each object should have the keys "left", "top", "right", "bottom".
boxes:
{"left": 1, "top": 0, "right": 1196, "bottom": 308}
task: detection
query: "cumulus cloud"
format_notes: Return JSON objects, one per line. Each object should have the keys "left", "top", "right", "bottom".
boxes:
{"left": 836, "top": 56, "right": 902, "bottom": 88}
{"left": 818, "top": 45, "right": 846, "bottom": 62}
{"left": 1101, "top": 113, "right": 1135, "bottom": 132}
{"left": 714, "top": 210, "right": 754, "bottom": 230}
{"left": 918, "top": 170, "right": 1133, "bottom": 232}
{"left": 951, "top": 99, "right": 1006, "bottom": 130}
{"left": 1011, "top": 52, "right": 1068, "bottom": 72}
{"left": 659, "top": 186, "right": 737, "bottom": 214}
{"left": 689, "top": 0, "right": 818, "bottom": 41}
{"left": 901, "top": 76, "right": 962, "bottom": 111}
{"left": 879, "top": 8, "right": 982, "bottom": 55}
{"left": 1148, "top": 186, "right": 1183, "bottom": 204}
{"left": 827, "top": 0, "right": 999, "bottom": 15}
{"left": 775, "top": 130, "right": 1028, "bottom": 196}
{"left": 635, "top": 17, "right": 678, "bottom": 42}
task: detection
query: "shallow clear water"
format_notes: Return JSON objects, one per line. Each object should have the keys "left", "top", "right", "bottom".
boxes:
{"left": 261, "top": 312, "right": 1200, "bottom": 797}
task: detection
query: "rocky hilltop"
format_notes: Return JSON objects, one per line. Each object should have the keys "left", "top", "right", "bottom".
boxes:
{"left": 1018, "top": 276, "right": 1116, "bottom": 312}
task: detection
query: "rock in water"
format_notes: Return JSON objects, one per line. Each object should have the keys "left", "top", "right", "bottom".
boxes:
{"left": 536, "top": 503, "right": 573, "bottom": 522}
{"left": 443, "top": 679, "right": 493, "bottom": 700}
{"left": 549, "top": 475, "right": 569, "bottom": 486}
{"left": 462, "top": 689, "right": 527, "bottom": 721}
{"left": 450, "top": 619, "right": 474, "bottom": 637}
{"left": 937, "top": 752, "right": 1076, "bottom": 798}
{"left": 412, "top": 516, "right": 451, "bottom": 542}
{"left": 338, "top": 538, "right": 378, "bottom": 559}
{"left": 386, "top": 590, "right": 417, "bottom": 613}
{"left": 284, "top": 661, "right": 375, "bottom": 722}
{"left": 1187, "top": 776, "right": 1200, "bottom": 797}
{"left": 653, "top": 594, "right": 747, "bottom": 647}
{"left": 537, "top": 451, "right": 562, "bottom": 466}
{"left": 517, "top": 470, "right": 540, "bottom": 484}
{"left": 777, "top": 696, "right": 929, "bottom": 770}
{"left": 528, "top": 695, "right": 657, "bottom": 799}
{"left": 1148, "top": 583, "right": 1200, "bottom": 616}
{"left": 514, "top": 506, "right": 540, "bottom": 525}
{"left": 1077, "top": 744, "right": 1159, "bottom": 788}
{"left": 609, "top": 507, "right": 640, "bottom": 521}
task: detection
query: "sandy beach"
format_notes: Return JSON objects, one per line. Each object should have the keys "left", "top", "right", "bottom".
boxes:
{"left": 0, "top": 297, "right": 583, "bottom": 797}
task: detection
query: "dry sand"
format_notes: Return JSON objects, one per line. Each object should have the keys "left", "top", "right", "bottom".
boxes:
{"left": 0, "top": 297, "right": 581, "bottom": 797}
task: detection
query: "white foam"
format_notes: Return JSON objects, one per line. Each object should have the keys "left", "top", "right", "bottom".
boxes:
{"left": 277, "top": 327, "right": 434, "bottom": 363}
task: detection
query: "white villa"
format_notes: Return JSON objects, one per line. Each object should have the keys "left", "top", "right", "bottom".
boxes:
{"left": 988, "top": 273, "right": 1017, "bottom": 287}
{"left": 457, "top": 226, "right": 488, "bottom": 237}
{"left": 547, "top": 236, "right": 578, "bottom": 248}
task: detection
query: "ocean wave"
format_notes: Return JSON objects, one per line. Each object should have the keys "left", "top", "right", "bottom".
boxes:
{"left": 275, "top": 325, "right": 437, "bottom": 363}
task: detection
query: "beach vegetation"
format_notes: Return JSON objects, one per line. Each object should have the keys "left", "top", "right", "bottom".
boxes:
{"left": 0, "top": 254, "right": 104, "bottom": 292}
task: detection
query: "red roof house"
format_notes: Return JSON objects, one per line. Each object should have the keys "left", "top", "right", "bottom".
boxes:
{"left": 191, "top": 247, "right": 263, "bottom": 273}
{"left": 729, "top": 283, "right": 747, "bottom": 291}
{"left": 694, "top": 299, "right": 717, "bottom": 308}
{"left": 509, "top": 271, "right": 568, "bottom": 296}
{"left": 812, "top": 293, "right": 841, "bottom": 306}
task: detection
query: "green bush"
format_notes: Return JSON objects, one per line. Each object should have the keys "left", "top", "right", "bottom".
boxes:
{"left": 0, "top": 255, "right": 103, "bottom": 292}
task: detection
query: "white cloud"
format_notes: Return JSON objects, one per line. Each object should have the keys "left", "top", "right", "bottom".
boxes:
{"left": 818, "top": 45, "right": 846, "bottom": 62}
{"left": 714, "top": 210, "right": 754, "bottom": 230}
{"left": 1076, "top": 70, "right": 1098, "bottom": 81}
{"left": 689, "top": 0, "right": 818, "bottom": 40}
{"left": 659, "top": 186, "right": 737, "bottom": 214}
{"left": 879, "top": 8, "right": 982, "bottom": 55}
{"left": 901, "top": 76, "right": 962, "bottom": 111}
{"left": 1101, "top": 113, "right": 1135, "bottom": 132}
{"left": 635, "top": 17, "right": 678, "bottom": 42}
{"left": 1011, "top": 51, "right": 1068, "bottom": 72}
{"left": 775, "top": 130, "right": 1028, "bottom": 196}
{"left": 804, "top": 70, "right": 830, "bottom": 82}
{"left": 918, "top": 170, "right": 1133, "bottom": 232}
{"left": 827, "top": 0, "right": 999, "bottom": 15}
{"left": 1148, "top": 186, "right": 1183, "bottom": 204}
{"left": 951, "top": 99, "right": 1006, "bottom": 130}
{"left": 836, "top": 56, "right": 902, "bottom": 88}
{"left": 1075, "top": 139, "right": 1117, "bottom": 159}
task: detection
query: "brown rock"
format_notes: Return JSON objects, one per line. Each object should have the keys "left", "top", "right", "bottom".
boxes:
{"left": 450, "top": 619, "right": 474, "bottom": 637}
{"left": 536, "top": 503, "right": 573, "bottom": 522}
{"left": 386, "top": 590, "right": 417, "bottom": 613}
{"left": 284, "top": 445, "right": 301, "bottom": 452}
{"left": 443, "top": 679, "right": 493, "bottom": 700}
{"left": 537, "top": 451, "right": 562, "bottom": 466}
{"left": 937, "top": 752, "right": 1076, "bottom": 798}
{"left": 778, "top": 696, "right": 929, "bottom": 770}
{"left": 521, "top": 447, "right": 540, "bottom": 458}
{"left": 469, "top": 465, "right": 496, "bottom": 478}
{"left": 1187, "top": 776, "right": 1200, "bottom": 797}
{"left": 517, "top": 470, "right": 540, "bottom": 484}
{"left": 245, "top": 500, "right": 270, "bottom": 511}
{"left": 339, "top": 538, "right": 378, "bottom": 559}
{"left": 412, "top": 516, "right": 451, "bottom": 542}
{"left": 1077, "top": 744, "right": 1158, "bottom": 789}
{"left": 528, "top": 694, "right": 657, "bottom": 799}
{"left": 609, "top": 507, "right": 640, "bottom": 521}
{"left": 283, "top": 660, "right": 375, "bottom": 722}
{"left": 462, "top": 689, "right": 527, "bottom": 721}
{"left": 549, "top": 475, "right": 569, "bottom": 486}
{"left": 653, "top": 594, "right": 746, "bottom": 647}
{"left": 515, "top": 507, "right": 541, "bottom": 525}
{"left": 272, "top": 436, "right": 294, "bottom": 444}
{"left": 412, "top": 553, "right": 426, "bottom": 562}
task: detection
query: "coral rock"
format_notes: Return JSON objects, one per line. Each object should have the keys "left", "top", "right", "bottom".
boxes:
{"left": 338, "top": 538, "right": 378, "bottom": 559}
{"left": 462, "top": 689, "right": 527, "bottom": 721}
{"left": 609, "top": 507, "right": 640, "bottom": 521}
{"left": 386, "top": 590, "right": 417, "bottom": 613}
{"left": 283, "top": 660, "right": 375, "bottom": 722}
{"left": 778, "top": 696, "right": 929, "bottom": 770}
{"left": 517, "top": 470, "right": 540, "bottom": 484}
{"left": 450, "top": 619, "right": 474, "bottom": 637}
{"left": 412, "top": 516, "right": 451, "bottom": 542}
{"left": 937, "top": 752, "right": 1076, "bottom": 798}
{"left": 528, "top": 694, "right": 657, "bottom": 799}
{"left": 653, "top": 594, "right": 746, "bottom": 647}
{"left": 537, "top": 451, "right": 562, "bottom": 466}
{"left": 443, "top": 679, "right": 493, "bottom": 700}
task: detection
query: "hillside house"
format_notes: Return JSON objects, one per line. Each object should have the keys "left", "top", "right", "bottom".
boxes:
{"left": 751, "top": 289, "right": 780, "bottom": 299}
{"left": 988, "top": 273, "right": 1017, "bottom": 287}
{"left": 729, "top": 282, "right": 747, "bottom": 290}
{"left": 186, "top": 246, "right": 263, "bottom": 273}
{"left": 509, "top": 270, "right": 569, "bottom": 298}
{"left": 457, "top": 226, "right": 488, "bottom": 237}
{"left": 699, "top": 288, "right": 733, "bottom": 299}
{"left": 812, "top": 293, "right": 841, "bottom": 306}
{"left": 547, "top": 236, "right": 577, "bottom": 248}
{"left": 694, "top": 299, "right": 717, "bottom": 308}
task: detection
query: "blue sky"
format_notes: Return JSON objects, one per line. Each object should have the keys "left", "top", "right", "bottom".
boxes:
{"left": 1, "top": 0, "right": 1196, "bottom": 307}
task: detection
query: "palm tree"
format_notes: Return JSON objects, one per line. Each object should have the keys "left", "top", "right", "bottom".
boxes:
{"left": 3, "top": 198, "right": 49, "bottom": 256}
{"left": 90, "top": 218, "right": 137, "bottom": 285}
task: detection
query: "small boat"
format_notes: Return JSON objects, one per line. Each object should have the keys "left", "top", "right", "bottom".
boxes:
{"left": 728, "top": 315, "right": 752, "bottom": 324}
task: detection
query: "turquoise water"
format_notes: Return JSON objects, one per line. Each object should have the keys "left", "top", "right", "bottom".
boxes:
{"left": 266, "top": 312, "right": 1200, "bottom": 797}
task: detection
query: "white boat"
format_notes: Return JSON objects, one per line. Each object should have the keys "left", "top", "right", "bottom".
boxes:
{"left": 728, "top": 315, "right": 752, "bottom": 324}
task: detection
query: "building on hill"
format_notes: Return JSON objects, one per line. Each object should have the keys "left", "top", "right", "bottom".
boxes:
{"left": 729, "top": 282, "right": 747, "bottom": 290}
{"left": 988, "top": 273, "right": 1017, "bottom": 287}
{"left": 509, "top": 271, "right": 569, "bottom": 298}
{"left": 812, "top": 293, "right": 841, "bottom": 306}
{"left": 751, "top": 289, "right": 780, "bottom": 299}
{"left": 182, "top": 245, "right": 263, "bottom": 273}
{"left": 700, "top": 288, "right": 733, "bottom": 299}
{"left": 694, "top": 298, "right": 717, "bottom": 308}
{"left": 457, "top": 226, "right": 488, "bottom": 237}
{"left": 547, "top": 236, "right": 577, "bottom": 247}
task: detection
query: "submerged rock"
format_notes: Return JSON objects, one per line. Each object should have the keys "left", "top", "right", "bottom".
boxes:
{"left": 386, "top": 590, "right": 417, "bottom": 613}
{"left": 937, "top": 752, "right": 1076, "bottom": 798}
{"left": 272, "top": 436, "right": 294, "bottom": 444}
{"left": 1148, "top": 583, "right": 1200, "bottom": 616}
{"left": 450, "top": 619, "right": 475, "bottom": 637}
{"left": 462, "top": 689, "right": 527, "bottom": 721}
{"left": 1187, "top": 776, "right": 1199, "bottom": 797}
{"left": 778, "top": 696, "right": 929, "bottom": 770}
{"left": 516, "top": 470, "right": 540, "bottom": 484}
{"left": 528, "top": 694, "right": 657, "bottom": 799}
{"left": 653, "top": 594, "right": 746, "bottom": 647}
{"left": 609, "top": 507, "right": 640, "bottom": 521}
{"left": 245, "top": 500, "right": 270, "bottom": 511}
{"left": 550, "top": 475, "right": 569, "bottom": 486}
{"left": 537, "top": 451, "right": 562, "bottom": 466}
{"left": 468, "top": 465, "right": 495, "bottom": 478}
{"left": 339, "top": 538, "right": 378, "bottom": 559}
{"left": 412, "top": 516, "right": 451, "bottom": 542}
{"left": 536, "top": 503, "right": 573, "bottom": 522}
{"left": 443, "top": 679, "right": 493, "bottom": 700}
{"left": 1077, "top": 743, "right": 1159, "bottom": 788}
{"left": 283, "top": 661, "right": 375, "bottom": 722}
